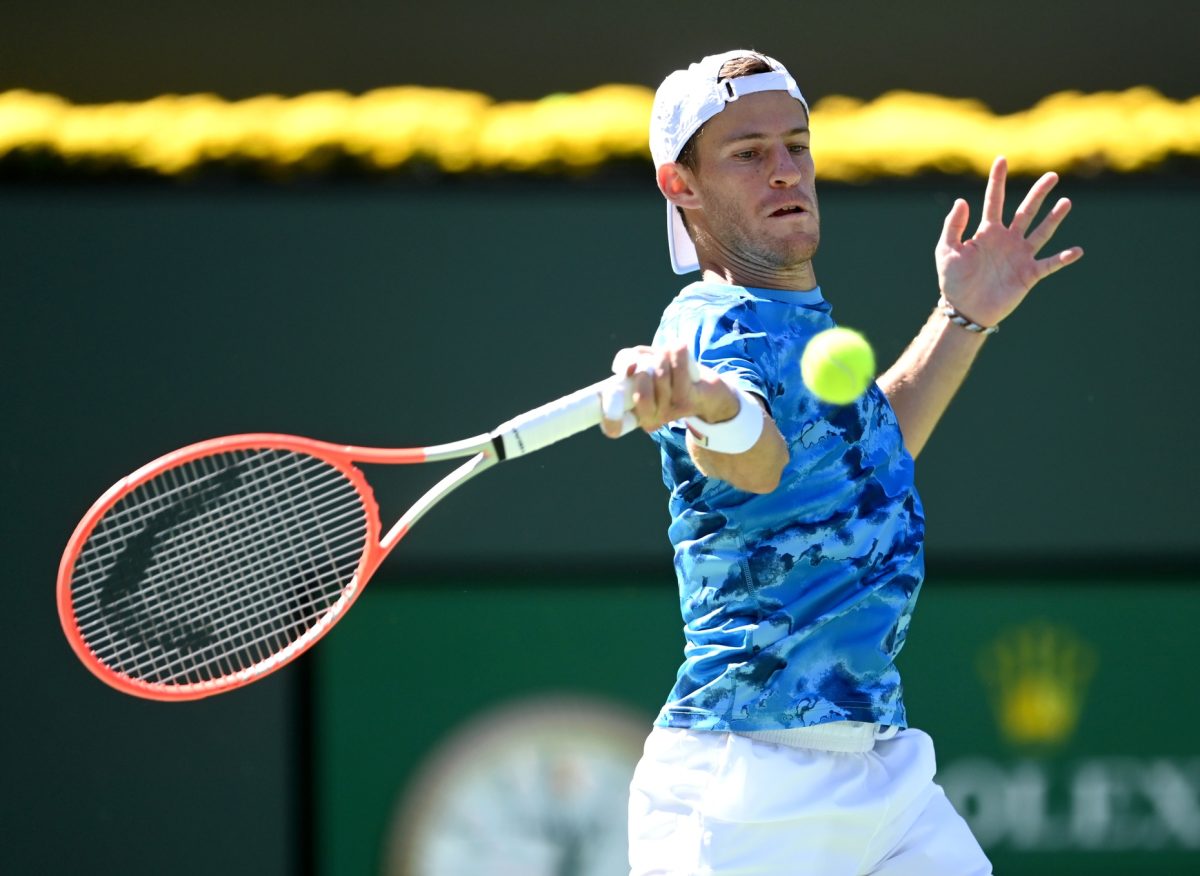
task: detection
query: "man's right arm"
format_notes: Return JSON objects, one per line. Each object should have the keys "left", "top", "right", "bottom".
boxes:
{"left": 600, "top": 343, "right": 788, "bottom": 494}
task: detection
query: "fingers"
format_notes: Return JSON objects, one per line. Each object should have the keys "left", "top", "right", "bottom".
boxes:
{"left": 638, "top": 360, "right": 675, "bottom": 425}
{"left": 667, "top": 345, "right": 693, "bottom": 411}
{"left": 610, "top": 345, "right": 655, "bottom": 376}
{"left": 631, "top": 344, "right": 689, "bottom": 431}
{"left": 602, "top": 345, "right": 653, "bottom": 438}
{"left": 1010, "top": 171, "right": 1060, "bottom": 237}
{"left": 603, "top": 343, "right": 698, "bottom": 435}
{"left": 1025, "top": 196, "right": 1073, "bottom": 253}
{"left": 939, "top": 198, "right": 970, "bottom": 250}
{"left": 981, "top": 156, "right": 1007, "bottom": 226}
{"left": 1034, "top": 245, "right": 1085, "bottom": 281}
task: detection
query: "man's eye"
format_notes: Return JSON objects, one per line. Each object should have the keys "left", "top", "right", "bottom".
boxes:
{"left": 734, "top": 150, "right": 757, "bottom": 160}
{"left": 789, "top": 144, "right": 810, "bottom": 153}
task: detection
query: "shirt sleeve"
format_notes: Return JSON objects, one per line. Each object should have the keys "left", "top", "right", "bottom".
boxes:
{"left": 660, "top": 298, "right": 778, "bottom": 412}
{"left": 649, "top": 297, "right": 778, "bottom": 458}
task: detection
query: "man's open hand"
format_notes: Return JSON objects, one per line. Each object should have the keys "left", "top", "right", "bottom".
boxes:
{"left": 936, "top": 156, "right": 1084, "bottom": 328}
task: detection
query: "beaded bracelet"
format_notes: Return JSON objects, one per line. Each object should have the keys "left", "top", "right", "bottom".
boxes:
{"left": 937, "top": 295, "right": 999, "bottom": 336}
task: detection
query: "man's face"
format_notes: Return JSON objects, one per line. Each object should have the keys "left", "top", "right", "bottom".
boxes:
{"left": 682, "top": 90, "right": 819, "bottom": 270}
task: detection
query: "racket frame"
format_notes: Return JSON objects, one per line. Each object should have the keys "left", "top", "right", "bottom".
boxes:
{"left": 57, "top": 373, "right": 631, "bottom": 700}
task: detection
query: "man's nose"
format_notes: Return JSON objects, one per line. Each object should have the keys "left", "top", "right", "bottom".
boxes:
{"left": 769, "top": 145, "right": 803, "bottom": 187}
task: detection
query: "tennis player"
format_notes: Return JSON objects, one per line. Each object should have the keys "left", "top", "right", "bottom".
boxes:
{"left": 601, "top": 50, "right": 1083, "bottom": 875}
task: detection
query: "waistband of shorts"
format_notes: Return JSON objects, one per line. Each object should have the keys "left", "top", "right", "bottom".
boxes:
{"left": 732, "top": 721, "right": 898, "bottom": 753}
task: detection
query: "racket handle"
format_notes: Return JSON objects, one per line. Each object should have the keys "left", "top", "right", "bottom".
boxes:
{"left": 492, "top": 353, "right": 705, "bottom": 460}
{"left": 491, "top": 375, "right": 629, "bottom": 460}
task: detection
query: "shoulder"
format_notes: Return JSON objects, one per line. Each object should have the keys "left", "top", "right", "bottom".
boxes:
{"left": 658, "top": 282, "right": 752, "bottom": 328}
{"left": 657, "top": 284, "right": 772, "bottom": 347}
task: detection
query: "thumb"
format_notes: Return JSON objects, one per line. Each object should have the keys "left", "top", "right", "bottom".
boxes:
{"left": 940, "top": 198, "right": 970, "bottom": 249}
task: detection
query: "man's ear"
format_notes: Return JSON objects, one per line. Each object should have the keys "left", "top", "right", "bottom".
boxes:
{"left": 657, "top": 163, "right": 701, "bottom": 210}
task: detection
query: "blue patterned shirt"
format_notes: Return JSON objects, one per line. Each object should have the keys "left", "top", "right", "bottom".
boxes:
{"left": 650, "top": 281, "right": 925, "bottom": 731}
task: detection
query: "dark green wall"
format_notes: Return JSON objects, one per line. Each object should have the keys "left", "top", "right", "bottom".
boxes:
{"left": 318, "top": 574, "right": 1200, "bottom": 876}
{"left": 9, "top": 178, "right": 1198, "bottom": 562}
{"left": 5, "top": 175, "right": 1197, "bottom": 874}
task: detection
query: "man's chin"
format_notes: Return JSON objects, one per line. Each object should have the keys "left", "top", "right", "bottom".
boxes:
{"left": 771, "top": 236, "right": 819, "bottom": 268}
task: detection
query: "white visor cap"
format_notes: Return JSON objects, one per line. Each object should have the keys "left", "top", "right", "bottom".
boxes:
{"left": 649, "top": 51, "right": 808, "bottom": 274}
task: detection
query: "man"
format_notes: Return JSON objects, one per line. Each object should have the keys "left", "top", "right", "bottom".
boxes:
{"left": 600, "top": 50, "right": 1083, "bottom": 875}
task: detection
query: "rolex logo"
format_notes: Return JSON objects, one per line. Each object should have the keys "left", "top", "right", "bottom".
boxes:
{"left": 978, "top": 620, "right": 1097, "bottom": 747}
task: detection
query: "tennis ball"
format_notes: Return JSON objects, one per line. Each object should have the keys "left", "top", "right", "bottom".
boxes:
{"left": 800, "top": 327, "right": 876, "bottom": 405}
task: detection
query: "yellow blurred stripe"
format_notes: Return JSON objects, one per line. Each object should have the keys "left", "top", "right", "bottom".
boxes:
{"left": 1, "top": 85, "right": 1196, "bottom": 178}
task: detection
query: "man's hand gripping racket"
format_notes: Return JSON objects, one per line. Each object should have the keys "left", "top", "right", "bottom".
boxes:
{"left": 58, "top": 371, "right": 647, "bottom": 701}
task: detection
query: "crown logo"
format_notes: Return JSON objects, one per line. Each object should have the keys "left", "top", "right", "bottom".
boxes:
{"left": 978, "top": 620, "right": 1097, "bottom": 747}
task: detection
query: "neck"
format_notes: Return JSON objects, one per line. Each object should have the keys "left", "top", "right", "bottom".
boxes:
{"left": 694, "top": 235, "right": 818, "bottom": 291}
{"left": 700, "top": 260, "right": 817, "bottom": 292}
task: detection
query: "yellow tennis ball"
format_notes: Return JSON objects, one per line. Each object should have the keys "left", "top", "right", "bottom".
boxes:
{"left": 800, "top": 327, "right": 876, "bottom": 405}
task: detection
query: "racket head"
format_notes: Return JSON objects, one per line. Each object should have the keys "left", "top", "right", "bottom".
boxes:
{"left": 57, "top": 434, "right": 383, "bottom": 701}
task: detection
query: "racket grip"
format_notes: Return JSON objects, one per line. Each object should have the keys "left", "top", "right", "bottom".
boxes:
{"left": 491, "top": 375, "right": 628, "bottom": 460}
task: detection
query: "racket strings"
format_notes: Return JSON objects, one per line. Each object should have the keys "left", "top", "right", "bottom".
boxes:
{"left": 73, "top": 453, "right": 322, "bottom": 681}
{"left": 72, "top": 463, "right": 359, "bottom": 626}
{"left": 73, "top": 464, "right": 364, "bottom": 635}
{"left": 69, "top": 448, "right": 369, "bottom": 687}
{"left": 77, "top": 451, "right": 364, "bottom": 684}
{"left": 131, "top": 451, "right": 364, "bottom": 681}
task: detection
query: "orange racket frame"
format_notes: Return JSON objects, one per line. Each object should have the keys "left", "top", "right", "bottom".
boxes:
{"left": 58, "top": 373, "right": 634, "bottom": 700}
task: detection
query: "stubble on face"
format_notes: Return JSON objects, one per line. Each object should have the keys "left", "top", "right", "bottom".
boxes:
{"left": 694, "top": 188, "right": 821, "bottom": 271}
{"left": 681, "top": 91, "right": 821, "bottom": 290}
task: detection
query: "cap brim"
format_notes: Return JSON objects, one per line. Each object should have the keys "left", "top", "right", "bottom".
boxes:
{"left": 667, "top": 201, "right": 699, "bottom": 274}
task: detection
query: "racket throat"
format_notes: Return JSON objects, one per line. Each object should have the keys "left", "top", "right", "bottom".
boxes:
{"left": 378, "top": 451, "right": 497, "bottom": 554}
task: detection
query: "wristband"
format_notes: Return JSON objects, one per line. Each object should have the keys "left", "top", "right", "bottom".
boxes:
{"left": 937, "top": 295, "right": 999, "bottom": 335}
{"left": 684, "top": 380, "right": 764, "bottom": 454}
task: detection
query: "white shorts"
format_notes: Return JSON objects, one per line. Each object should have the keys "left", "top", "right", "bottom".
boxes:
{"left": 628, "top": 724, "right": 991, "bottom": 876}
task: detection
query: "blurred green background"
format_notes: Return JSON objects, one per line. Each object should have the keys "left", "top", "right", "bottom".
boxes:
{"left": 4, "top": 2, "right": 1198, "bottom": 874}
{"left": 321, "top": 577, "right": 1200, "bottom": 876}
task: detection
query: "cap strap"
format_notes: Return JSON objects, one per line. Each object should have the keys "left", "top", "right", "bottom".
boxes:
{"left": 719, "top": 70, "right": 801, "bottom": 103}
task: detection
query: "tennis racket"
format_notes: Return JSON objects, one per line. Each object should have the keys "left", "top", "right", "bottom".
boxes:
{"left": 58, "top": 373, "right": 640, "bottom": 701}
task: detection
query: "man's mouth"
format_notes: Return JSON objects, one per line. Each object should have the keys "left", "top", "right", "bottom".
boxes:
{"left": 768, "top": 205, "right": 807, "bottom": 218}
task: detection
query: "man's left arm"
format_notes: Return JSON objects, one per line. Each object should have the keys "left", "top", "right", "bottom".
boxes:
{"left": 879, "top": 156, "right": 1084, "bottom": 458}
